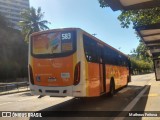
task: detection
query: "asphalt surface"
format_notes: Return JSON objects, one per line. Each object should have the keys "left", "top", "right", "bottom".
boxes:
{"left": 0, "top": 73, "right": 158, "bottom": 120}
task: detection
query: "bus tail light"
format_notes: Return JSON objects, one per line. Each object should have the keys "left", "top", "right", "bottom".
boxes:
{"left": 74, "top": 62, "right": 81, "bottom": 85}
{"left": 29, "top": 65, "right": 34, "bottom": 85}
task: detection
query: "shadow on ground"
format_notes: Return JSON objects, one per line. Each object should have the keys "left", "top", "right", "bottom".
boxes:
{"left": 28, "top": 84, "right": 151, "bottom": 120}
{"left": 18, "top": 92, "right": 33, "bottom": 97}
{"left": 124, "top": 85, "right": 151, "bottom": 120}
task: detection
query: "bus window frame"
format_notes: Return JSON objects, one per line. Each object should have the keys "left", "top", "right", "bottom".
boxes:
{"left": 30, "top": 31, "right": 77, "bottom": 58}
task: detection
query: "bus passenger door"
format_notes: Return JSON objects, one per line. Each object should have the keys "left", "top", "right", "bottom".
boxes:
{"left": 97, "top": 44, "right": 106, "bottom": 94}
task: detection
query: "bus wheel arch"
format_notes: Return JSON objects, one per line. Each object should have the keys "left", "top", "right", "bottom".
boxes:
{"left": 109, "top": 77, "right": 115, "bottom": 97}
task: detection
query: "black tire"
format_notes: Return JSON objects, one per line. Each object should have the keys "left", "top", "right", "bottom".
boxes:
{"left": 126, "top": 75, "right": 131, "bottom": 87}
{"left": 109, "top": 80, "right": 115, "bottom": 97}
{"left": 127, "top": 75, "right": 131, "bottom": 82}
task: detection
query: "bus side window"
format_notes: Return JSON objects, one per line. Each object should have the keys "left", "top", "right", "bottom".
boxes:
{"left": 104, "top": 47, "right": 113, "bottom": 65}
{"left": 121, "top": 56, "right": 129, "bottom": 67}
{"left": 109, "top": 50, "right": 118, "bottom": 65}
{"left": 83, "top": 35, "right": 99, "bottom": 63}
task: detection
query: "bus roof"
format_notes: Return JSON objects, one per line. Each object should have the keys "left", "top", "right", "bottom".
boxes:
{"left": 30, "top": 27, "right": 128, "bottom": 59}
{"left": 30, "top": 28, "right": 80, "bottom": 36}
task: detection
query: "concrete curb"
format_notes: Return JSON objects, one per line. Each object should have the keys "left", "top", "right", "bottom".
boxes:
{"left": 0, "top": 89, "right": 30, "bottom": 96}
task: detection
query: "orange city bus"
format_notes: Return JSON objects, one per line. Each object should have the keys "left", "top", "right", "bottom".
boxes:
{"left": 29, "top": 28, "right": 131, "bottom": 97}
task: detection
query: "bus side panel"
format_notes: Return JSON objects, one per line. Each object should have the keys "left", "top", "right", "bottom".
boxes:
{"left": 87, "top": 62, "right": 100, "bottom": 97}
{"left": 114, "top": 66, "right": 120, "bottom": 89}
{"left": 105, "top": 65, "right": 120, "bottom": 92}
{"left": 105, "top": 64, "right": 129, "bottom": 93}
{"left": 105, "top": 64, "right": 111, "bottom": 93}
{"left": 106, "top": 64, "right": 121, "bottom": 91}
{"left": 114, "top": 66, "right": 127, "bottom": 89}
{"left": 119, "top": 66, "right": 129, "bottom": 86}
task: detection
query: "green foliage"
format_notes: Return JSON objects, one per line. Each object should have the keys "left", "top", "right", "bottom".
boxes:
{"left": 0, "top": 13, "right": 15, "bottom": 28}
{"left": 98, "top": 0, "right": 160, "bottom": 28}
{"left": 19, "top": 7, "right": 50, "bottom": 42}
{"left": 118, "top": 8, "right": 160, "bottom": 28}
{"left": 129, "top": 42, "right": 153, "bottom": 74}
{"left": 98, "top": 0, "right": 109, "bottom": 8}
{"left": 130, "top": 58, "right": 153, "bottom": 75}
{"left": 131, "top": 42, "right": 152, "bottom": 62}
{"left": 0, "top": 7, "right": 50, "bottom": 82}
{"left": 0, "top": 25, "right": 28, "bottom": 82}
{"left": 0, "top": 14, "right": 8, "bottom": 28}
{"left": 98, "top": 0, "right": 155, "bottom": 74}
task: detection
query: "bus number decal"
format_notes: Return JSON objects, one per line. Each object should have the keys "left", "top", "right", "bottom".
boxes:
{"left": 62, "top": 33, "right": 71, "bottom": 40}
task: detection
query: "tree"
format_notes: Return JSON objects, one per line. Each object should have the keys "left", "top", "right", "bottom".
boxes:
{"left": 0, "top": 14, "right": 8, "bottom": 28}
{"left": 98, "top": 0, "right": 109, "bottom": 8}
{"left": 0, "top": 27, "right": 28, "bottom": 81}
{"left": 118, "top": 8, "right": 160, "bottom": 28}
{"left": 136, "top": 42, "right": 150, "bottom": 61}
{"left": 98, "top": 0, "right": 160, "bottom": 28}
{"left": 19, "top": 7, "right": 50, "bottom": 42}
{"left": 131, "top": 42, "right": 152, "bottom": 62}
{"left": 0, "top": 13, "right": 28, "bottom": 82}
{"left": 130, "top": 58, "right": 153, "bottom": 75}
{"left": 0, "top": 13, "right": 15, "bottom": 28}
{"left": 98, "top": 0, "right": 155, "bottom": 74}
{"left": 129, "top": 41, "right": 153, "bottom": 74}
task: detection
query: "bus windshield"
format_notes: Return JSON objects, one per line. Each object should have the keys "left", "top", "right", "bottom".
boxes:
{"left": 31, "top": 31, "right": 76, "bottom": 57}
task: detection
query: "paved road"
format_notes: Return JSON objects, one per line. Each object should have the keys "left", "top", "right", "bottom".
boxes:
{"left": 0, "top": 73, "right": 156, "bottom": 120}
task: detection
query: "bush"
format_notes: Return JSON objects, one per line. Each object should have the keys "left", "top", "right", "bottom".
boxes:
{"left": 0, "top": 27, "right": 28, "bottom": 82}
{"left": 130, "top": 58, "right": 153, "bottom": 75}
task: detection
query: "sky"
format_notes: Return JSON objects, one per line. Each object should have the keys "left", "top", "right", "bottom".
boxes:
{"left": 29, "top": 0, "right": 140, "bottom": 54}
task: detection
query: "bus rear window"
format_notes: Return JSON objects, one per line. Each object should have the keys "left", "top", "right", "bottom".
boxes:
{"left": 32, "top": 31, "right": 75, "bottom": 55}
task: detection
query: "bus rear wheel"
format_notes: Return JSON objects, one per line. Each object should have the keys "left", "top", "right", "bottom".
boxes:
{"left": 126, "top": 75, "right": 131, "bottom": 87}
{"left": 109, "top": 80, "right": 115, "bottom": 97}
